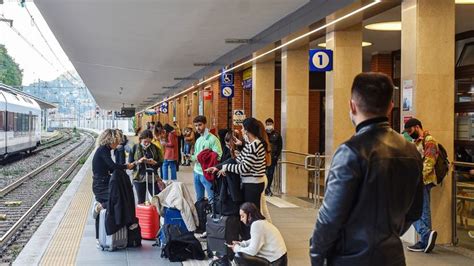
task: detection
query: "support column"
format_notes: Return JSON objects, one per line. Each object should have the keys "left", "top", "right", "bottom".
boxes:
{"left": 281, "top": 42, "right": 309, "bottom": 197}
{"left": 252, "top": 60, "right": 275, "bottom": 122}
{"left": 325, "top": 24, "right": 363, "bottom": 157}
{"left": 401, "top": 0, "right": 455, "bottom": 244}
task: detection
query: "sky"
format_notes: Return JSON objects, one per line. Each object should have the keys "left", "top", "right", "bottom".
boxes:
{"left": 0, "top": 1, "right": 77, "bottom": 85}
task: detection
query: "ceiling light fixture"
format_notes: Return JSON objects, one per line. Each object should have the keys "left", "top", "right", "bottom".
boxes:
{"left": 456, "top": 0, "right": 474, "bottom": 4}
{"left": 140, "top": 0, "right": 382, "bottom": 113}
{"left": 365, "top": 21, "right": 401, "bottom": 31}
{"left": 317, "top": 41, "right": 372, "bottom": 47}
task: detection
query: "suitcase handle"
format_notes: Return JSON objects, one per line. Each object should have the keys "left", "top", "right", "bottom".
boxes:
{"left": 145, "top": 170, "right": 155, "bottom": 203}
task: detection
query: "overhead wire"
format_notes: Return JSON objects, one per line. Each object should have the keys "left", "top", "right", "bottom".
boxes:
{"left": 0, "top": 13, "right": 77, "bottom": 87}
{"left": 24, "top": 4, "right": 82, "bottom": 85}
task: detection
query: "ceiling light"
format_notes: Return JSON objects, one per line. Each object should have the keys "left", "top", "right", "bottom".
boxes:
{"left": 317, "top": 41, "right": 372, "bottom": 47}
{"left": 456, "top": 0, "right": 474, "bottom": 4}
{"left": 365, "top": 21, "right": 401, "bottom": 31}
{"left": 147, "top": 0, "right": 381, "bottom": 110}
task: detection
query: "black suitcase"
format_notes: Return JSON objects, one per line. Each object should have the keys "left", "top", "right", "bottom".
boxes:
{"left": 206, "top": 214, "right": 240, "bottom": 258}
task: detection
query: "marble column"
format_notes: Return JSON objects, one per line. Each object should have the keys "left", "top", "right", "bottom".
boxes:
{"left": 401, "top": 0, "right": 455, "bottom": 244}
{"left": 325, "top": 24, "right": 362, "bottom": 157}
{"left": 252, "top": 59, "right": 275, "bottom": 122}
{"left": 281, "top": 42, "right": 309, "bottom": 197}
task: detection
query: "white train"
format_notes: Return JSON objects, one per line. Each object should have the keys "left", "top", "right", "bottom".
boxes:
{"left": 0, "top": 84, "right": 42, "bottom": 159}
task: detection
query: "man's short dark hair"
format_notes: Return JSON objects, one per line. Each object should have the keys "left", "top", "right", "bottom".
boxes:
{"left": 351, "top": 72, "right": 394, "bottom": 116}
{"left": 265, "top": 118, "right": 274, "bottom": 124}
{"left": 193, "top": 115, "right": 207, "bottom": 124}
{"left": 404, "top": 118, "right": 423, "bottom": 130}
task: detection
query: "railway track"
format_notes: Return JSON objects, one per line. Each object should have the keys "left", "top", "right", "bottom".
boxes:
{"left": 0, "top": 131, "right": 95, "bottom": 264}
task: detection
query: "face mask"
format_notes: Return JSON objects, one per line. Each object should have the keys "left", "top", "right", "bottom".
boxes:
{"left": 141, "top": 143, "right": 150, "bottom": 149}
{"left": 265, "top": 125, "right": 273, "bottom": 132}
{"left": 243, "top": 134, "right": 250, "bottom": 143}
{"left": 409, "top": 131, "right": 419, "bottom": 140}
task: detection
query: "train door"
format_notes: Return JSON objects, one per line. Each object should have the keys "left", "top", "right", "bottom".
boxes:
{"left": 28, "top": 111, "right": 32, "bottom": 149}
{"left": 0, "top": 91, "right": 6, "bottom": 156}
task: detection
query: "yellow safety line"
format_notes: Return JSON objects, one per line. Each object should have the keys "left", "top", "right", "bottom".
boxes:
{"left": 40, "top": 168, "right": 93, "bottom": 266}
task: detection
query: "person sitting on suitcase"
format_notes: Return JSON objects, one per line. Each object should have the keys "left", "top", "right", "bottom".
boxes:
{"left": 131, "top": 129, "right": 163, "bottom": 204}
{"left": 228, "top": 202, "right": 287, "bottom": 266}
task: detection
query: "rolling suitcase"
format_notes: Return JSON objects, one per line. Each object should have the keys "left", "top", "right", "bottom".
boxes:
{"left": 136, "top": 168, "right": 160, "bottom": 240}
{"left": 98, "top": 209, "right": 128, "bottom": 251}
{"left": 206, "top": 214, "right": 240, "bottom": 258}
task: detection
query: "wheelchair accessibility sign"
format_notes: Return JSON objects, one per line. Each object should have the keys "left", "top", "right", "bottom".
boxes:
{"left": 309, "top": 49, "right": 333, "bottom": 72}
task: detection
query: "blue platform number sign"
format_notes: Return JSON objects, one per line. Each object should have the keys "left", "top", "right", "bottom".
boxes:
{"left": 220, "top": 69, "right": 234, "bottom": 98}
{"left": 309, "top": 49, "right": 333, "bottom": 72}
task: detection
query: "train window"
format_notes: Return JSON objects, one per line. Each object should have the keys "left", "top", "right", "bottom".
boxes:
{"left": 0, "top": 111, "right": 4, "bottom": 131}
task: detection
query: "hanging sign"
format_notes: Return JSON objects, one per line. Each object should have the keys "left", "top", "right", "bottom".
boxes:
{"left": 160, "top": 102, "right": 169, "bottom": 114}
{"left": 309, "top": 49, "right": 333, "bottom": 72}
{"left": 221, "top": 69, "right": 234, "bottom": 98}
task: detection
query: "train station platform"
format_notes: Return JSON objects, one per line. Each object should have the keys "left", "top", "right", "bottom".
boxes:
{"left": 13, "top": 149, "right": 474, "bottom": 266}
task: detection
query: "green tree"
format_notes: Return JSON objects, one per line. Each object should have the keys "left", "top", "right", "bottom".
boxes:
{"left": 0, "top": 45, "right": 23, "bottom": 87}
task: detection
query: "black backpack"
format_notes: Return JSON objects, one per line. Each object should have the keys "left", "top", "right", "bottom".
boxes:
{"left": 195, "top": 198, "right": 212, "bottom": 233}
{"left": 435, "top": 143, "right": 449, "bottom": 184}
{"left": 127, "top": 220, "right": 142, "bottom": 248}
{"left": 160, "top": 224, "right": 205, "bottom": 262}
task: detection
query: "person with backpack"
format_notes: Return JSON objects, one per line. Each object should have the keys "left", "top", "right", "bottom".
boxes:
{"left": 404, "top": 118, "right": 443, "bottom": 253}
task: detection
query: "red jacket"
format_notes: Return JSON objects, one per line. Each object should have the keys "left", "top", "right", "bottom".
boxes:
{"left": 164, "top": 131, "right": 179, "bottom": 161}
{"left": 197, "top": 149, "right": 219, "bottom": 182}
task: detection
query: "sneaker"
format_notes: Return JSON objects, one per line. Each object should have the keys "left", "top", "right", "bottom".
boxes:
{"left": 407, "top": 242, "right": 424, "bottom": 252}
{"left": 424, "top": 231, "right": 437, "bottom": 253}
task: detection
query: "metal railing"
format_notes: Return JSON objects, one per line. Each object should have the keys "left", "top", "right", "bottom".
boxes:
{"left": 274, "top": 150, "right": 331, "bottom": 208}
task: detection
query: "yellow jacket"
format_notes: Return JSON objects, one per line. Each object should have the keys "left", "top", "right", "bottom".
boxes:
{"left": 414, "top": 132, "right": 438, "bottom": 185}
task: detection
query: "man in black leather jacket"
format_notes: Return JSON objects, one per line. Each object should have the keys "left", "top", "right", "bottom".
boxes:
{"left": 309, "top": 73, "right": 423, "bottom": 266}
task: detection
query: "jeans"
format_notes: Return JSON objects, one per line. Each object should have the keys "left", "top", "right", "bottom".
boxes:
{"left": 162, "top": 160, "right": 177, "bottom": 180}
{"left": 414, "top": 184, "right": 433, "bottom": 247}
{"left": 194, "top": 172, "right": 214, "bottom": 203}
{"left": 134, "top": 181, "right": 159, "bottom": 204}
{"left": 184, "top": 143, "right": 192, "bottom": 155}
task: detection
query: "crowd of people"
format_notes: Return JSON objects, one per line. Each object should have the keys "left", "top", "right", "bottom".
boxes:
{"left": 90, "top": 72, "right": 451, "bottom": 265}
{"left": 91, "top": 115, "right": 286, "bottom": 265}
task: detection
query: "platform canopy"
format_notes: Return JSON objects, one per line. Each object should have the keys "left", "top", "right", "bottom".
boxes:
{"left": 35, "top": 0, "right": 310, "bottom": 110}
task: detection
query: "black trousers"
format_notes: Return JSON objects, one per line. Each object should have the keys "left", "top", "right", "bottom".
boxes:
{"left": 241, "top": 182, "right": 265, "bottom": 240}
{"left": 266, "top": 160, "right": 277, "bottom": 193}
{"left": 133, "top": 181, "right": 159, "bottom": 204}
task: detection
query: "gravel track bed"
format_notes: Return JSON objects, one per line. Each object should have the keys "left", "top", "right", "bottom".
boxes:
{"left": 0, "top": 132, "right": 78, "bottom": 189}
{"left": 0, "top": 132, "right": 95, "bottom": 265}
{"left": 0, "top": 167, "right": 82, "bottom": 265}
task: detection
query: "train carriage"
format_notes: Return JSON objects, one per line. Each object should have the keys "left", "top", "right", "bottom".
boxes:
{"left": 0, "top": 85, "right": 42, "bottom": 159}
